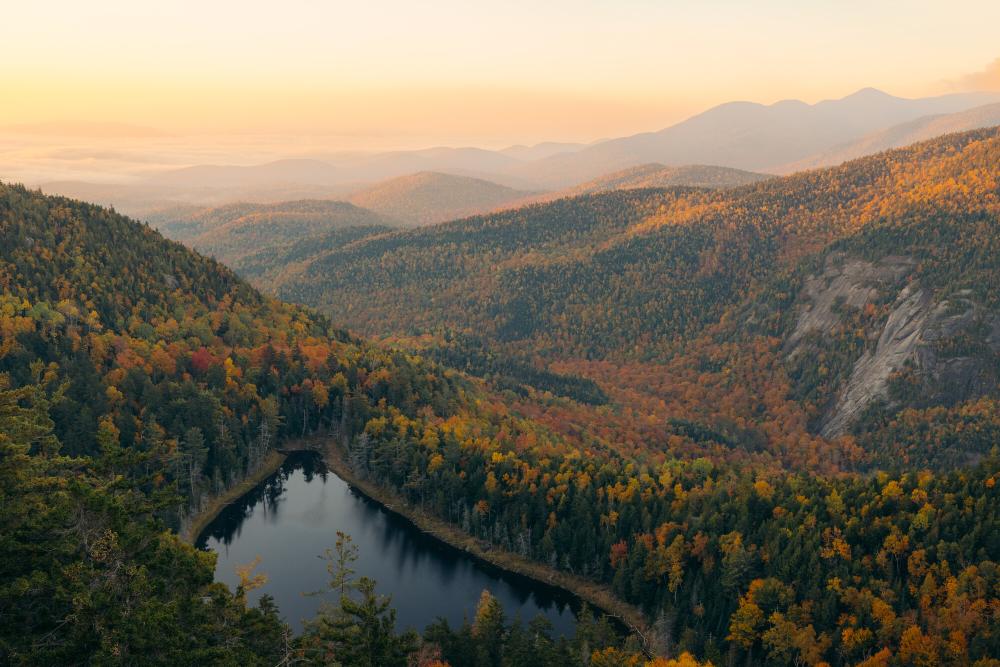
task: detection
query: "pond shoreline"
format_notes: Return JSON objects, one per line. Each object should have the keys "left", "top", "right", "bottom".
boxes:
{"left": 296, "top": 436, "right": 653, "bottom": 655}
{"left": 187, "top": 437, "right": 653, "bottom": 654}
{"left": 180, "top": 450, "right": 287, "bottom": 544}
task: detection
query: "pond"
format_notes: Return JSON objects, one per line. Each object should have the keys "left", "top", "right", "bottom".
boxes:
{"left": 196, "top": 452, "right": 583, "bottom": 635}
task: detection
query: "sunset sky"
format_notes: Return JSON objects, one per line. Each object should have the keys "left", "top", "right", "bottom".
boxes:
{"left": 3, "top": 0, "right": 1000, "bottom": 147}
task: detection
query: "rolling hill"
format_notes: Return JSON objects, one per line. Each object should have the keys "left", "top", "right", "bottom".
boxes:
{"left": 270, "top": 126, "right": 1000, "bottom": 459}
{"left": 512, "top": 163, "right": 770, "bottom": 207}
{"left": 345, "top": 171, "right": 537, "bottom": 226}
{"left": 560, "top": 163, "right": 769, "bottom": 192}
{"left": 141, "top": 199, "right": 394, "bottom": 290}
{"left": 145, "top": 199, "right": 394, "bottom": 268}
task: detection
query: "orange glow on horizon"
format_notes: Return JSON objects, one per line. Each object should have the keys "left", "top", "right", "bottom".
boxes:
{"left": 2, "top": 1, "right": 999, "bottom": 148}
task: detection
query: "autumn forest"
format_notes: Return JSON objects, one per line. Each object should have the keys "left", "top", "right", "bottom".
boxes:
{"left": 4, "top": 9, "right": 1000, "bottom": 664}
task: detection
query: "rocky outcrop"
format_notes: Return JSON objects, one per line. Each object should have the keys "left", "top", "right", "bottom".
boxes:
{"left": 820, "top": 286, "right": 996, "bottom": 437}
{"left": 912, "top": 292, "right": 999, "bottom": 408}
{"left": 786, "top": 254, "right": 914, "bottom": 357}
{"left": 820, "top": 285, "right": 932, "bottom": 437}
{"left": 787, "top": 254, "right": 997, "bottom": 438}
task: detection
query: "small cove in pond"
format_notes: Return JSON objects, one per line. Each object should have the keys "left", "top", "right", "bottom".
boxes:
{"left": 196, "top": 453, "right": 582, "bottom": 635}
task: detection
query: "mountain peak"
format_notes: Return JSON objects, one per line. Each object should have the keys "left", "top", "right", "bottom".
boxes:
{"left": 841, "top": 87, "right": 897, "bottom": 102}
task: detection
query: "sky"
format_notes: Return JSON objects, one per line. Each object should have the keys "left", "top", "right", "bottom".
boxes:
{"left": 2, "top": 0, "right": 1000, "bottom": 148}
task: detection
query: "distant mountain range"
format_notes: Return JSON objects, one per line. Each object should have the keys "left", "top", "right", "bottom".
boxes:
{"left": 781, "top": 101, "right": 1000, "bottom": 171}
{"left": 35, "top": 88, "right": 1000, "bottom": 222}
{"left": 501, "top": 89, "right": 1000, "bottom": 186}
{"left": 146, "top": 158, "right": 342, "bottom": 189}
{"left": 497, "top": 141, "right": 588, "bottom": 161}
{"left": 134, "top": 89, "right": 1000, "bottom": 191}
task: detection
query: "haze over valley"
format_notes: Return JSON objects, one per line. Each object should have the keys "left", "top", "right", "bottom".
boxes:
{"left": 6, "top": 89, "right": 1000, "bottom": 222}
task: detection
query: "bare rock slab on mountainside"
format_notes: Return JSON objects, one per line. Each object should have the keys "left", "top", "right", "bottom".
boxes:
{"left": 786, "top": 253, "right": 915, "bottom": 354}
{"left": 820, "top": 284, "right": 934, "bottom": 437}
{"left": 786, "top": 253, "right": 1000, "bottom": 438}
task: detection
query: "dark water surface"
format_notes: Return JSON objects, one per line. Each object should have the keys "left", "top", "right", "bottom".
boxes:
{"left": 196, "top": 453, "right": 581, "bottom": 634}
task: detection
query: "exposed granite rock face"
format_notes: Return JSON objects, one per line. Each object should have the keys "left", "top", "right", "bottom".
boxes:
{"left": 787, "top": 254, "right": 998, "bottom": 438}
{"left": 786, "top": 254, "right": 914, "bottom": 358}
{"left": 820, "top": 285, "right": 932, "bottom": 437}
{"left": 912, "top": 293, "right": 998, "bottom": 408}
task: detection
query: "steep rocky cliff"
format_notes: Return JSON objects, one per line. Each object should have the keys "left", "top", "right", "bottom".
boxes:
{"left": 786, "top": 253, "right": 1000, "bottom": 437}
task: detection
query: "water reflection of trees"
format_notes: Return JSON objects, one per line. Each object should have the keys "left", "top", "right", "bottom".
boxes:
{"left": 198, "top": 453, "right": 326, "bottom": 547}
{"left": 349, "top": 486, "right": 577, "bottom": 620}
{"left": 198, "top": 452, "right": 582, "bottom": 635}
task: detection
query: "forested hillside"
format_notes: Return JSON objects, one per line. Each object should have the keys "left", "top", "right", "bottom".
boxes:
{"left": 0, "top": 184, "right": 453, "bottom": 501}
{"left": 517, "top": 163, "right": 770, "bottom": 207}
{"left": 145, "top": 199, "right": 395, "bottom": 270}
{"left": 270, "top": 128, "right": 1000, "bottom": 457}
{"left": 0, "top": 181, "right": 719, "bottom": 665}
{"left": 0, "top": 183, "right": 623, "bottom": 663}
{"left": 273, "top": 128, "right": 1000, "bottom": 357}
{"left": 223, "top": 128, "right": 1000, "bottom": 664}
{"left": 5, "top": 122, "right": 1000, "bottom": 666}
{"left": 10, "top": 1, "right": 1000, "bottom": 665}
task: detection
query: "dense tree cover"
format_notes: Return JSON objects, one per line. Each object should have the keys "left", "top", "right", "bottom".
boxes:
{"left": 235, "top": 224, "right": 393, "bottom": 285}
{"left": 1, "top": 181, "right": 701, "bottom": 664}
{"left": 0, "top": 183, "right": 624, "bottom": 662}
{"left": 5, "top": 126, "right": 1000, "bottom": 666}
{"left": 274, "top": 187, "right": 679, "bottom": 344}
{"left": 0, "top": 378, "right": 289, "bottom": 664}
{"left": 343, "top": 408, "right": 1000, "bottom": 665}
{"left": 255, "top": 128, "right": 1000, "bottom": 486}
{"left": 269, "top": 128, "right": 1000, "bottom": 362}
{"left": 253, "top": 128, "right": 1000, "bottom": 664}
{"left": 0, "top": 183, "right": 474, "bottom": 529}
{"left": 148, "top": 199, "right": 393, "bottom": 245}
{"left": 531, "top": 164, "right": 771, "bottom": 205}
{"left": 0, "top": 376, "right": 669, "bottom": 666}
{"left": 261, "top": 128, "right": 1000, "bottom": 472}
{"left": 385, "top": 330, "right": 609, "bottom": 405}
{"left": 345, "top": 171, "right": 534, "bottom": 227}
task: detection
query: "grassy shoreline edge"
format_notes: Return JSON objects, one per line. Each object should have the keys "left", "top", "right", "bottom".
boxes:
{"left": 180, "top": 450, "right": 287, "bottom": 544}
{"left": 307, "top": 437, "right": 653, "bottom": 653}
